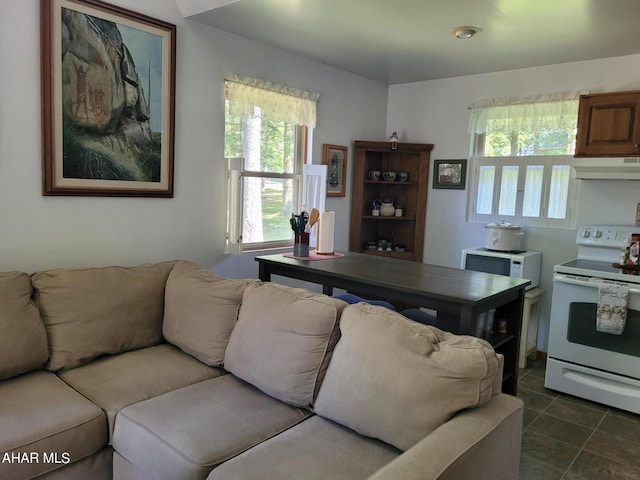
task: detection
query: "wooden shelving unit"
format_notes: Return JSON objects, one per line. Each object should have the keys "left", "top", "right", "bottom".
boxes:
{"left": 349, "top": 140, "right": 433, "bottom": 262}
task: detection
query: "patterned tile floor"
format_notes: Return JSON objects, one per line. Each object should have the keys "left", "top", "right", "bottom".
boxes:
{"left": 517, "top": 360, "right": 640, "bottom": 480}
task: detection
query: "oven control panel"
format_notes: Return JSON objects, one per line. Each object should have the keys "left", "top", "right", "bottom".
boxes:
{"left": 577, "top": 225, "right": 639, "bottom": 248}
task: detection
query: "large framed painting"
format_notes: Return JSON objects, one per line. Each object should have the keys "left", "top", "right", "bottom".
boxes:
{"left": 41, "top": 0, "right": 176, "bottom": 196}
{"left": 322, "top": 144, "right": 347, "bottom": 197}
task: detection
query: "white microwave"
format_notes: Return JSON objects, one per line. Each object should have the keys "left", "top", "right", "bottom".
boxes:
{"left": 460, "top": 248, "right": 542, "bottom": 290}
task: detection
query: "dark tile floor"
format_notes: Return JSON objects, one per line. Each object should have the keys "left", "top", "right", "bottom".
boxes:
{"left": 517, "top": 360, "right": 640, "bottom": 480}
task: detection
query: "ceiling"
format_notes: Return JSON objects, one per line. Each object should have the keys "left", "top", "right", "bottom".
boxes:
{"left": 178, "top": 0, "right": 640, "bottom": 85}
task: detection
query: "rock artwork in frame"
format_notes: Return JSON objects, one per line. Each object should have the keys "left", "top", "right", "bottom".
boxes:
{"left": 41, "top": 0, "right": 176, "bottom": 196}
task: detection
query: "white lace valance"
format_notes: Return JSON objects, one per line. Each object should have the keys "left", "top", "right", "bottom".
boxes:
{"left": 468, "top": 90, "right": 588, "bottom": 134}
{"left": 225, "top": 75, "right": 319, "bottom": 127}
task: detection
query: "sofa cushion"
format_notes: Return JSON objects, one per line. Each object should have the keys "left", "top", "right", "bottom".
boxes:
{"left": 32, "top": 261, "right": 175, "bottom": 371}
{"left": 314, "top": 303, "right": 500, "bottom": 451}
{"left": 163, "top": 260, "right": 258, "bottom": 366}
{"left": 224, "top": 282, "right": 346, "bottom": 408}
{"left": 0, "top": 271, "right": 49, "bottom": 380}
{"left": 58, "top": 343, "right": 223, "bottom": 442}
{"left": 206, "top": 415, "right": 400, "bottom": 480}
{"left": 0, "top": 370, "right": 107, "bottom": 480}
{"left": 112, "top": 375, "right": 310, "bottom": 480}
{"left": 36, "top": 449, "right": 113, "bottom": 480}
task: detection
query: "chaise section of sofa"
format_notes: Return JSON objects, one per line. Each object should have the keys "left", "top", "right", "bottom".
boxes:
{"left": 206, "top": 302, "right": 523, "bottom": 480}
{"left": 206, "top": 415, "right": 402, "bottom": 480}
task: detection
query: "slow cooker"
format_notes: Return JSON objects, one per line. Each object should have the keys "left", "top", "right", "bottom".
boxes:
{"left": 484, "top": 221, "right": 525, "bottom": 251}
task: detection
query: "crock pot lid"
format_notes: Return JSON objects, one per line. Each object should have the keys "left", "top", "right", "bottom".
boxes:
{"left": 485, "top": 221, "right": 521, "bottom": 229}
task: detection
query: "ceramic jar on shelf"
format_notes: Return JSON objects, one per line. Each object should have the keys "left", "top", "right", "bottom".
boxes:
{"left": 379, "top": 199, "right": 395, "bottom": 217}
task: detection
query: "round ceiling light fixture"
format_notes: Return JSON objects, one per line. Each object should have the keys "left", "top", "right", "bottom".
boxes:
{"left": 451, "top": 26, "right": 477, "bottom": 39}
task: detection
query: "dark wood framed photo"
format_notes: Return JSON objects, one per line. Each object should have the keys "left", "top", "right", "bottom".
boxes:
{"left": 41, "top": 0, "right": 176, "bottom": 197}
{"left": 322, "top": 144, "right": 347, "bottom": 197}
{"left": 433, "top": 159, "right": 467, "bottom": 190}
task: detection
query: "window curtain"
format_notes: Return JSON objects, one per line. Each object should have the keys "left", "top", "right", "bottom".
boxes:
{"left": 225, "top": 75, "right": 319, "bottom": 127}
{"left": 468, "top": 90, "right": 587, "bottom": 134}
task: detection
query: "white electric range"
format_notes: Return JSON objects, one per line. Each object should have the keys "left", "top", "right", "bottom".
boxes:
{"left": 545, "top": 225, "right": 640, "bottom": 414}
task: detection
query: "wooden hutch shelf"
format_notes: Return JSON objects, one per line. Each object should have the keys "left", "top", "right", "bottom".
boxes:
{"left": 349, "top": 140, "right": 433, "bottom": 262}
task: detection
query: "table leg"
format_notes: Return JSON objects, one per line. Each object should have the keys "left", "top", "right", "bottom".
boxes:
{"left": 322, "top": 285, "right": 334, "bottom": 296}
{"left": 459, "top": 307, "right": 474, "bottom": 335}
{"left": 258, "top": 262, "right": 271, "bottom": 282}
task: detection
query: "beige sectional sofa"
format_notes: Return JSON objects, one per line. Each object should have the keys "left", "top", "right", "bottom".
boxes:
{"left": 0, "top": 260, "right": 523, "bottom": 480}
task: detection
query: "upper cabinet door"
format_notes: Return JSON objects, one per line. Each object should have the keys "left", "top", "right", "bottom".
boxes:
{"left": 575, "top": 91, "right": 640, "bottom": 157}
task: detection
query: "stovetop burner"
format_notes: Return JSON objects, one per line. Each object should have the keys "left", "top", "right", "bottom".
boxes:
{"left": 555, "top": 258, "right": 640, "bottom": 283}
{"left": 554, "top": 225, "right": 640, "bottom": 284}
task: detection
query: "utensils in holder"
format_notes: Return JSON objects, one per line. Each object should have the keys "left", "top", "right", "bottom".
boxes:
{"left": 293, "top": 232, "right": 310, "bottom": 257}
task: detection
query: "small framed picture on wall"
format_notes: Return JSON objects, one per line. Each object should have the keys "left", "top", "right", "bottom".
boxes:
{"left": 322, "top": 144, "right": 348, "bottom": 197}
{"left": 433, "top": 159, "right": 467, "bottom": 190}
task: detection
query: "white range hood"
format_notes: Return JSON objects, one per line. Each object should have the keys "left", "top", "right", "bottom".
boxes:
{"left": 572, "top": 157, "right": 640, "bottom": 180}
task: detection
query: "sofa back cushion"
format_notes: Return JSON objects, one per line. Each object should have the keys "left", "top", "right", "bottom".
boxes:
{"left": 314, "top": 303, "right": 500, "bottom": 451}
{"left": 32, "top": 261, "right": 175, "bottom": 371}
{"left": 224, "top": 283, "right": 346, "bottom": 408}
{"left": 163, "top": 261, "right": 258, "bottom": 366}
{"left": 0, "top": 272, "right": 49, "bottom": 380}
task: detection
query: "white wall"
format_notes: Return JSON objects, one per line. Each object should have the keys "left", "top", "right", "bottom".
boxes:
{"left": 387, "top": 54, "right": 640, "bottom": 350}
{"left": 0, "top": 0, "right": 388, "bottom": 273}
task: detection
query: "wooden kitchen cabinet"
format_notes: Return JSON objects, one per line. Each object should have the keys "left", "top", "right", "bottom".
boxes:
{"left": 575, "top": 90, "right": 640, "bottom": 157}
{"left": 349, "top": 140, "right": 432, "bottom": 262}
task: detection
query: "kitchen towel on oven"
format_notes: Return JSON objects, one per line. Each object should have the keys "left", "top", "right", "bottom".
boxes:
{"left": 596, "top": 281, "right": 629, "bottom": 335}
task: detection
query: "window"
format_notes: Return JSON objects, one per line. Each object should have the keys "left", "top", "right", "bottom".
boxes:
{"left": 224, "top": 76, "right": 319, "bottom": 253}
{"left": 467, "top": 91, "right": 584, "bottom": 228}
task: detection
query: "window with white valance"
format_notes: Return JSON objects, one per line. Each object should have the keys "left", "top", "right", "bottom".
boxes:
{"left": 468, "top": 90, "right": 586, "bottom": 136}
{"left": 467, "top": 91, "right": 584, "bottom": 228}
{"left": 224, "top": 75, "right": 319, "bottom": 127}
{"left": 224, "top": 76, "right": 322, "bottom": 254}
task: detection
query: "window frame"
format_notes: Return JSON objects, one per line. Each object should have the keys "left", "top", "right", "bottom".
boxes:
{"left": 467, "top": 154, "right": 576, "bottom": 229}
{"left": 226, "top": 124, "right": 309, "bottom": 253}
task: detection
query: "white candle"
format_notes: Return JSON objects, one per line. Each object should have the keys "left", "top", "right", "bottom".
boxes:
{"left": 317, "top": 211, "right": 335, "bottom": 254}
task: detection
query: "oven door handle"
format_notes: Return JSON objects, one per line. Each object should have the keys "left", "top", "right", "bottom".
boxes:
{"left": 554, "top": 273, "right": 640, "bottom": 295}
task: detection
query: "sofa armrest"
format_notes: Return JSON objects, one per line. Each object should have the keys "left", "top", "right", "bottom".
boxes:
{"left": 367, "top": 394, "right": 523, "bottom": 480}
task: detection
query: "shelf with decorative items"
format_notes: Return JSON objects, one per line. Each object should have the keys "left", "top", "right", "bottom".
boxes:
{"left": 350, "top": 140, "right": 433, "bottom": 263}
